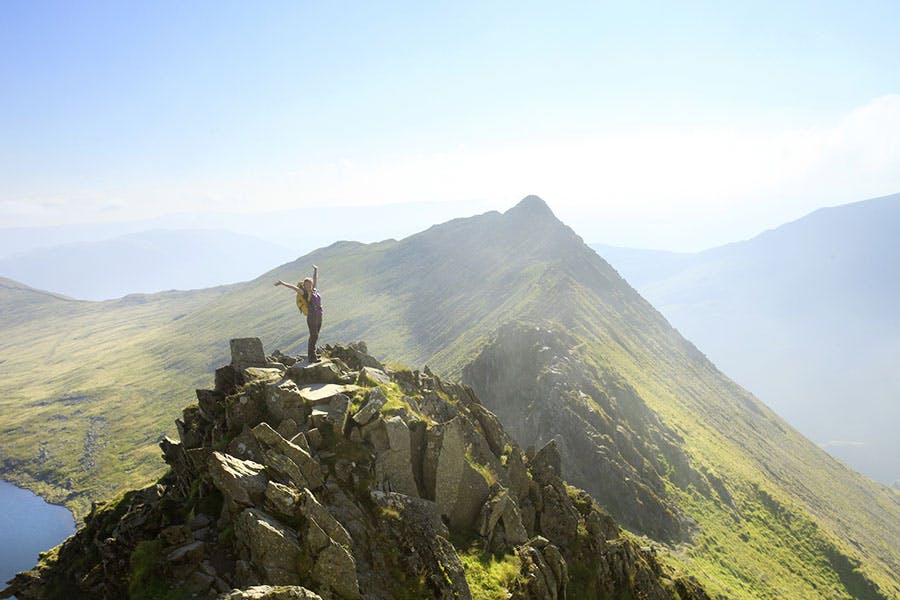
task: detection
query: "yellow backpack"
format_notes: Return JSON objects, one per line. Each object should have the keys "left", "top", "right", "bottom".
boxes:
{"left": 295, "top": 284, "right": 309, "bottom": 315}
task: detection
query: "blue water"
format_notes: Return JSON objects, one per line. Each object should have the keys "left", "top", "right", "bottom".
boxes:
{"left": 0, "top": 480, "right": 76, "bottom": 588}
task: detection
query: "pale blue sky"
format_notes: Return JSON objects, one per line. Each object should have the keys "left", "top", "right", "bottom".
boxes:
{"left": 2, "top": 1, "right": 899, "bottom": 249}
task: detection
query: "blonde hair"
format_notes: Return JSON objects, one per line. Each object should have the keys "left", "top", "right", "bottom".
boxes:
{"left": 302, "top": 277, "right": 313, "bottom": 287}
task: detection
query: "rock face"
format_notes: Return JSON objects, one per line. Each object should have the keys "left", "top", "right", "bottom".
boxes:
{"left": 3, "top": 339, "right": 710, "bottom": 600}
{"left": 463, "top": 323, "right": 707, "bottom": 541}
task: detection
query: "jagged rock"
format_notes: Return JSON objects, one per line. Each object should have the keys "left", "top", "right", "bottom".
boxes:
{"left": 420, "top": 389, "right": 459, "bottom": 423}
{"left": 434, "top": 417, "right": 491, "bottom": 530}
{"left": 325, "top": 342, "right": 383, "bottom": 371}
{"left": 537, "top": 482, "right": 580, "bottom": 549}
{"left": 357, "top": 366, "right": 391, "bottom": 386}
{"left": 2, "top": 341, "right": 713, "bottom": 600}
{"left": 234, "top": 508, "right": 304, "bottom": 586}
{"left": 371, "top": 491, "right": 471, "bottom": 600}
{"left": 160, "top": 524, "right": 192, "bottom": 546}
{"left": 264, "top": 481, "right": 300, "bottom": 521}
{"left": 167, "top": 540, "right": 206, "bottom": 564}
{"left": 326, "top": 394, "right": 350, "bottom": 427}
{"left": 277, "top": 418, "right": 300, "bottom": 440}
{"left": 297, "top": 488, "right": 352, "bottom": 549}
{"left": 226, "top": 383, "right": 269, "bottom": 433}
{"left": 374, "top": 416, "right": 418, "bottom": 496}
{"left": 306, "top": 428, "right": 323, "bottom": 451}
{"left": 532, "top": 439, "right": 562, "bottom": 480}
{"left": 218, "top": 586, "right": 323, "bottom": 600}
{"left": 352, "top": 387, "right": 386, "bottom": 425}
{"left": 297, "top": 383, "right": 357, "bottom": 406}
{"left": 309, "top": 408, "right": 329, "bottom": 429}
{"left": 311, "top": 543, "right": 360, "bottom": 600}
{"left": 252, "top": 423, "right": 324, "bottom": 489}
{"left": 216, "top": 364, "right": 240, "bottom": 394}
{"left": 505, "top": 448, "right": 533, "bottom": 501}
{"left": 514, "top": 537, "right": 567, "bottom": 600}
{"left": 244, "top": 367, "right": 284, "bottom": 382}
{"left": 208, "top": 451, "right": 268, "bottom": 507}
{"left": 197, "top": 388, "right": 226, "bottom": 421}
{"left": 231, "top": 338, "right": 268, "bottom": 371}
{"left": 264, "top": 450, "right": 313, "bottom": 490}
{"left": 266, "top": 379, "right": 309, "bottom": 425}
{"left": 167, "top": 540, "right": 206, "bottom": 578}
{"left": 289, "top": 431, "right": 311, "bottom": 452}
{"left": 289, "top": 358, "right": 346, "bottom": 385}
{"left": 227, "top": 425, "right": 266, "bottom": 462}
{"left": 478, "top": 488, "right": 529, "bottom": 551}
{"left": 272, "top": 349, "right": 299, "bottom": 367}
{"left": 177, "top": 405, "right": 206, "bottom": 449}
{"left": 469, "top": 401, "right": 514, "bottom": 458}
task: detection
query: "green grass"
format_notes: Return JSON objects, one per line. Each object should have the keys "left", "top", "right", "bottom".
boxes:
{"left": 454, "top": 537, "right": 522, "bottom": 600}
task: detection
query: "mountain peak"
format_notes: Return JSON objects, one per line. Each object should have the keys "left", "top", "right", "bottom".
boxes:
{"left": 505, "top": 195, "right": 556, "bottom": 219}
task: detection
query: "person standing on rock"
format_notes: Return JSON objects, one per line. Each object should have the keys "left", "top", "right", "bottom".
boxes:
{"left": 274, "top": 264, "right": 323, "bottom": 363}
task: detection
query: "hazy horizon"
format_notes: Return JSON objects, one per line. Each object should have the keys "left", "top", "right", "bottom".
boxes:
{"left": 3, "top": 2, "right": 900, "bottom": 251}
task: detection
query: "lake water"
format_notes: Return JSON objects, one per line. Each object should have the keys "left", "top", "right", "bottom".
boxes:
{"left": 0, "top": 480, "right": 76, "bottom": 588}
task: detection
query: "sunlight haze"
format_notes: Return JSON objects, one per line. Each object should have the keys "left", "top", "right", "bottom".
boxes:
{"left": 3, "top": 1, "right": 899, "bottom": 250}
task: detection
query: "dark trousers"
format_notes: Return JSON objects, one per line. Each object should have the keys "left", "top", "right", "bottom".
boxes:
{"left": 307, "top": 311, "right": 322, "bottom": 362}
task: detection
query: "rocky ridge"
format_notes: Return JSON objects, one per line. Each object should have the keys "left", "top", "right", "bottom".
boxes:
{"left": 463, "top": 323, "right": 709, "bottom": 542}
{"left": 3, "top": 338, "right": 709, "bottom": 600}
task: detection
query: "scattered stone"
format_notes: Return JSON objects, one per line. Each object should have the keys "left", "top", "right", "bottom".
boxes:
{"left": 217, "top": 585, "right": 323, "bottom": 600}
{"left": 272, "top": 349, "right": 299, "bottom": 367}
{"left": 243, "top": 367, "right": 283, "bottom": 382}
{"left": 297, "top": 383, "right": 358, "bottom": 406}
{"left": 208, "top": 451, "right": 268, "bottom": 507}
{"left": 234, "top": 509, "right": 304, "bottom": 586}
{"left": 478, "top": 488, "right": 529, "bottom": 550}
{"left": 196, "top": 388, "right": 226, "bottom": 421}
{"left": 226, "top": 386, "right": 269, "bottom": 433}
{"left": 289, "top": 431, "right": 310, "bottom": 452}
{"left": 297, "top": 488, "right": 352, "bottom": 549}
{"left": 167, "top": 540, "right": 205, "bottom": 564}
{"left": 306, "top": 428, "right": 323, "bottom": 451}
{"left": 252, "top": 423, "right": 325, "bottom": 489}
{"left": 352, "top": 387, "right": 386, "bottom": 425}
{"left": 227, "top": 426, "right": 265, "bottom": 463}
{"left": 266, "top": 379, "right": 309, "bottom": 425}
{"left": 309, "top": 409, "right": 329, "bottom": 429}
{"left": 288, "top": 359, "right": 345, "bottom": 385}
{"left": 357, "top": 366, "right": 391, "bottom": 386}
{"left": 326, "top": 394, "right": 350, "bottom": 426}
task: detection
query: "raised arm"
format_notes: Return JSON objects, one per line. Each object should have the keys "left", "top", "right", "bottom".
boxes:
{"left": 274, "top": 280, "right": 303, "bottom": 293}
{"left": 312, "top": 265, "right": 318, "bottom": 289}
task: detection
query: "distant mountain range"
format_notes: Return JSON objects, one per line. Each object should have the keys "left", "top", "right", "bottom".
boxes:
{"left": 1, "top": 197, "right": 897, "bottom": 599}
{"left": 592, "top": 192, "right": 900, "bottom": 486}
{"left": 0, "top": 200, "right": 490, "bottom": 260}
{"left": 0, "top": 229, "right": 295, "bottom": 301}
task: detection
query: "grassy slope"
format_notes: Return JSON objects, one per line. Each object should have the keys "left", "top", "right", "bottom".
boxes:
{"left": 560, "top": 277, "right": 898, "bottom": 598}
{"left": 1, "top": 200, "right": 898, "bottom": 598}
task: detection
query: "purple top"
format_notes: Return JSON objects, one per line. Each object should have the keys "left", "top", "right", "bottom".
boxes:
{"left": 308, "top": 288, "right": 323, "bottom": 315}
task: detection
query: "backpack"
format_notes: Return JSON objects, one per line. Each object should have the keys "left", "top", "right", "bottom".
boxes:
{"left": 295, "top": 284, "right": 309, "bottom": 316}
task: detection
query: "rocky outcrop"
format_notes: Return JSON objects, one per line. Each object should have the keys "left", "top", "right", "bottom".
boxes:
{"left": 3, "top": 338, "right": 710, "bottom": 600}
{"left": 463, "top": 322, "right": 712, "bottom": 541}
